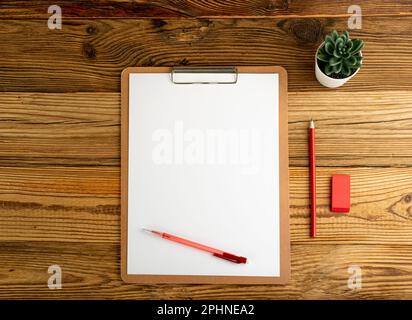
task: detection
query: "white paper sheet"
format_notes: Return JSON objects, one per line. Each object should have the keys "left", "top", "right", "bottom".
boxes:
{"left": 127, "top": 72, "right": 280, "bottom": 276}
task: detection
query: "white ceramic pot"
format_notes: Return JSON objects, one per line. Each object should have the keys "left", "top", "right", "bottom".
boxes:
{"left": 315, "top": 42, "right": 361, "bottom": 88}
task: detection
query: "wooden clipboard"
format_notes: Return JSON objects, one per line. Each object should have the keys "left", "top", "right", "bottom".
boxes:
{"left": 121, "top": 66, "right": 290, "bottom": 284}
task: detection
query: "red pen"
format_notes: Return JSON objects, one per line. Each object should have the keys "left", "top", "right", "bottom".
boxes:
{"left": 309, "top": 120, "right": 317, "bottom": 237}
{"left": 143, "top": 229, "right": 247, "bottom": 264}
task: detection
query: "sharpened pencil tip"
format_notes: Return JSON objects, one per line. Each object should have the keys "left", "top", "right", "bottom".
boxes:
{"left": 142, "top": 228, "right": 152, "bottom": 233}
{"left": 309, "top": 119, "right": 315, "bottom": 128}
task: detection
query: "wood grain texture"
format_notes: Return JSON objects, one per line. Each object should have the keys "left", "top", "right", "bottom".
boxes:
{"left": 1, "top": 242, "right": 412, "bottom": 299}
{"left": 1, "top": 17, "right": 412, "bottom": 92}
{"left": 1, "top": 0, "right": 412, "bottom": 299}
{"left": 0, "top": 93, "right": 119, "bottom": 167}
{"left": 288, "top": 91, "right": 412, "bottom": 167}
{"left": 1, "top": 0, "right": 412, "bottom": 19}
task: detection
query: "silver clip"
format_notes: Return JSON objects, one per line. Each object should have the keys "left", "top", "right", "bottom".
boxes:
{"left": 171, "top": 67, "right": 238, "bottom": 84}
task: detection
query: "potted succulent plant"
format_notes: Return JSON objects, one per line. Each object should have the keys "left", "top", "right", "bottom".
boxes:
{"left": 315, "top": 30, "right": 364, "bottom": 88}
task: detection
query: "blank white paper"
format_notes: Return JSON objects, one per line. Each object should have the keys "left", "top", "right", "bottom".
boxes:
{"left": 127, "top": 72, "right": 280, "bottom": 277}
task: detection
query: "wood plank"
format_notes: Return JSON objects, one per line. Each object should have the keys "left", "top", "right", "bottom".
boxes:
{"left": 290, "top": 167, "right": 412, "bottom": 244}
{"left": 289, "top": 90, "right": 412, "bottom": 167}
{"left": 1, "top": 17, "right": 412, "bottom": 92}
{"left": 1, "top": 165, "right": 411, "bottom": 244}
{"left": 1, "top": 0, "right": 411, "bottom": 19}
{"left": 0, "top": 241, "right": 411, "bottom": 299}
{"left": 0, "top": 93, "right": 119, "bottom": 167}
{"left": 0, "top": 166, "right": 119, "bottom": 243}
{"left": 1, "top": 91, "right": 411, "bottom": 167}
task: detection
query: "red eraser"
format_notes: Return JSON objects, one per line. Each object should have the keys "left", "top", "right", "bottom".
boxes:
{"left": 331, "top": 174, "right": 350, "bottom": 213}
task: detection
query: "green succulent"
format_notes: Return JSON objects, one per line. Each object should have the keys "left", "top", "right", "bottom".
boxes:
{"left": 317, "top": 30, "right": 364, "bottom": 77}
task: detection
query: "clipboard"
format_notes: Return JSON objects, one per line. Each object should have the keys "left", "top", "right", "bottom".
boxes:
{"left": 121, "top": 66, "right": 289, "bottom": 284}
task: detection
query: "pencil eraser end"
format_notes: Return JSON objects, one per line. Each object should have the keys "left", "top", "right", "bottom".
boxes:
{"left": 331, "top": 174, "right": 350, "bottom": 213}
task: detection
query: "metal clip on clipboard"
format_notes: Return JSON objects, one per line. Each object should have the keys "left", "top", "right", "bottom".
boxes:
{"left": 171, "top": 67, "right": 238, "bottom": 84}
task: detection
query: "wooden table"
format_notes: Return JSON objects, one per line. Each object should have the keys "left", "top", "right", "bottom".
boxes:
{"left": 1, "top": 0, "right": 412, "bottom": 299}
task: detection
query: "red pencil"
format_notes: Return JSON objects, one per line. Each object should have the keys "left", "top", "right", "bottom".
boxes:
{"left": 143, "top": 228, "right": 247, "bottom": 264}
{"left": 309, "top": 120, "right": 316, "bottom": 237}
